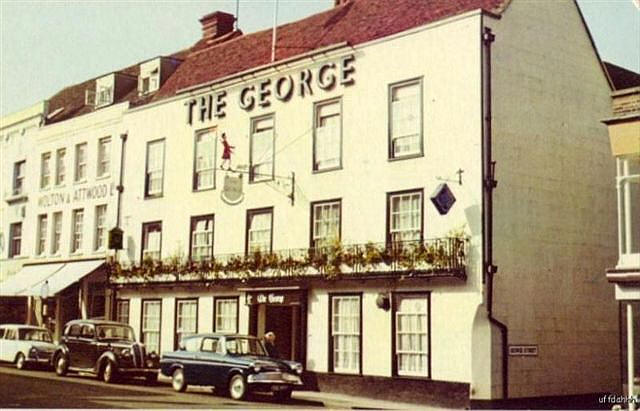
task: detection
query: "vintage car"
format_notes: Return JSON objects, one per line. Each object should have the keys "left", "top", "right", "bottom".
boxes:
{"left": 52, "top": 319, "right": 159, "bottom": 383}
{"left": 0, "top": 324, "right": 56, "bottom": 369}
{"left": 160, "top": 334, "right": 304, "bottom": 401}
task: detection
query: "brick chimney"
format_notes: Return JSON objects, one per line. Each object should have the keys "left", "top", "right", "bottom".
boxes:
{"left": 199, "top": 11, "right": 235, "bottom": 40}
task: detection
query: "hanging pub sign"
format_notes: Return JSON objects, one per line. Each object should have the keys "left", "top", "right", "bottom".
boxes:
{"left": 221, "top": 174, "right": 244, "bottom": 205}
{"left": 430, "top": 183, "right": 456, "bottom": 215}
{"left": 245, "top": 290, "right": 304, "bottom": 306}
{"left": 185, "top": 55, "right": 356, "bottom": 125}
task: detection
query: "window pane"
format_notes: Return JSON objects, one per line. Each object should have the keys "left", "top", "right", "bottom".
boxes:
{"left": 315, "top": 100, "right": 341, "bottom": 170}
{"left": 248, "top": 211, "right": 272, "bottom": 253}
{"left": 395, "top": 295, "right": 429, "bottom": 376}
{"left": 390, "top": 81, "right": 421, "bottom": 158}
{"left": 250, "top": 116, "right": 274, "bottom": 182}
{"left": 331, "top": 296, "right": 360, "bottom": 373}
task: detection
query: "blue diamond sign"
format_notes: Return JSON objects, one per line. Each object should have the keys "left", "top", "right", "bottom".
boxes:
{"left": 431, "top": 183, "right": 456, "bottom": 215}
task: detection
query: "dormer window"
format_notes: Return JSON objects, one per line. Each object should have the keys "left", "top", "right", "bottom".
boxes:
{"left": 140, "top": 68, "right": 159, "bottom": 95}
{"left": 97, "top": 86, "right": 113, "bottom": 106}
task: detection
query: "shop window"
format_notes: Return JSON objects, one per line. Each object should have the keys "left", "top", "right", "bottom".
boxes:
{"left": 13, "top": 160, "right": 25, "bottom": 195}
{"left": 145, "top": 139, "right": 165, "bottom": 197}
{"left": 175, "top": 299, "right": 198, "bottom": 350}
{"left": 311, "top": 200, "right": 341, "bottom": 249}
{"left": 190, "top": 215, "right": 214, "bottom": 261}
{"left": 55, "top": 148, "right": 66, "bottom": 186}
{"left": 393, "top": 293, "right": 430, "bottom": 377}
{"left": 389, "top": 79, "right": 423, "bottom": 159}
{"left": 214, "top": 297, "right": 238, "bottom": 333}
{"left": 193, "top": 130, "right": 216, "bottom": 190}
{"left": 141, "top": 221, "right": 162, "bottom": 261}
{"left": 97, "top": 137, "right": 111, "bottom": 178}
{"left": 387, "top": 189, "right": 423, "bottom": 246}
{"left": 51, "top": 212, "right": 62, "bottom": 254}
{"left": 618, "top": 156, "right": 640, "bottom": 265}
{"left": 246, "top": 208, "right": 273, "bottom": 254}
{"left": 75, "top": 143, "right": 87, "bottom": 182}
{"left": 94, "top": 205, "right": 107, "bottom": 251}
{"left": 9, "top": 223, "right": 22, "bottom": 258}
{"left": 142, "top": 300, "right": 161, "bottom": 354}
{"left": 329, "top": 294, "right": 361, "bottom": 374}
{"left": 40, "top": 152, "right": 51, "bottom": 189}
{"left": 249, "top": 115, "right": 274, "bottom": 182}
{"left": 313, "top": 99, "right": 342, "bottom": 171}
{"left": 115, "top": 299, "right": 130, "bottom": 324}
{"left": 37, "top": 214, "right": 48, "bottom": 256}
{"left": 71, "top": 209, "right": 84, "bottom": 253}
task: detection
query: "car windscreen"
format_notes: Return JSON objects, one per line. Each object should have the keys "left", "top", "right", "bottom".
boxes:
{"left": 225, "top": 337, "right": 266, "bottom": 356}
{"left": 96, "top": 325, "right": 135, "bottom": 341}
{"left": 19, "top": 329, "right": 52, "bottom": 342}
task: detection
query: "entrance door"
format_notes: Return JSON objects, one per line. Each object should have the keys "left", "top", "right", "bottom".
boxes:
{"left": 265, "top": 306, "right": 293, "bottom": 360}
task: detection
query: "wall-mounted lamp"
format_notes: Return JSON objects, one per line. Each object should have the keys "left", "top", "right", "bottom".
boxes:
{"left": 376, "top": 292, "right": 390, "bottom": 311}
{"left": 40, "top": 280, "right": 50, "bottom": 317}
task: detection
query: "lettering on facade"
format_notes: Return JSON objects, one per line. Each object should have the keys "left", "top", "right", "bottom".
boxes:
{"left": 245, "top": 290, "right": 303, "bottom": 306}
{"left": 508, "top": 345, "right": 538, "bottom": 356}
{"left": 185, "top": 55, "right": 356, "bottom": 125}
{"left": 37, "top": 182, "right": 116, "bottom": 208}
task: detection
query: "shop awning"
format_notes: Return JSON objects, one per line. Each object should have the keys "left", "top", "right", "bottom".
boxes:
{"left": 0, "top": 259, "right": 104, "bottom": 297}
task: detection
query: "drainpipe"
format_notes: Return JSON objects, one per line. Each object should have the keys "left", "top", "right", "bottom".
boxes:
{"left": 482, "top": 24, "right": 509, "bottom": 400}
{"left": 109, "top": 132, "right": 127, "bottom": 320}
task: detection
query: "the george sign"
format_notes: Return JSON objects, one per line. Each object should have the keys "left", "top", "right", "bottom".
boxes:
{"left": 221, "top": 174, "right": 244, "bottom": 205}
{"left": 508, "top": 344, "right": 538, "bottom": 356}
{"left": 185, "top": 55, "right": 356, "bottom": 125}
{"left": 37, "top": 182, "right": 116, "bottom": 208}
{"left": 245, "top": 290, "right": 304, "bottom": 306}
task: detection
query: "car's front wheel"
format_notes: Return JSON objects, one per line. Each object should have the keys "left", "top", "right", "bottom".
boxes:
{"left": 15, "top": 353, "right": 26, "bottom": 370}
{"left": 172, "top": 368, "right": 187, "bottom": 392}
{"left": 55, "top": 354, "right": 68, "bottom": 376}
{"left": 228, "top": 374, "right": 248, "bottom": 400}
{"left": 101, "top": 360, "right": 118, "bottom": 384}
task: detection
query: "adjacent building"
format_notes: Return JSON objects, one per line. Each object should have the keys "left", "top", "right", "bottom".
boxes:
{"left": 1, "top": 0, "right": 624, "bottom": 406}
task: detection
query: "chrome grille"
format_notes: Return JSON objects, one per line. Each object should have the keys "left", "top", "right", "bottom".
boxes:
{"left": 132, "top": 343, "right": 143, "bottom": 368}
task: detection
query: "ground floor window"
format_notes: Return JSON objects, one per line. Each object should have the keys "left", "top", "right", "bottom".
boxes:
{"left": 175, "top": 299, "right": 198, "bottom": 349}
{"left": 214, "top": 297, "right": 238, "bottom": 333}
{"left": 115, "top": 299, "right": 129, "bottom": 324}
{"left": 393, "top": 293, "right": 430, "bottom": 377}
{"left": 330, "top": 294, "right": 361, "bottom": 374}
{"left": 142, "top": 300, "right": 161, "bottom": 354}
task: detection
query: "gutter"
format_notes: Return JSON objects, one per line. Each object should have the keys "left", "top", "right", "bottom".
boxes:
{"left": 481, "top": 23, "right": 509, "bottom": 400}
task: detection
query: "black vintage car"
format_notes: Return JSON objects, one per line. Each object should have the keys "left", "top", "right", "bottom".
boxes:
{"left": 160, "top": 334, "right": 303, "bottom": 401}
{"left": 52, "top": 319, "right": 159, "bottom": 383}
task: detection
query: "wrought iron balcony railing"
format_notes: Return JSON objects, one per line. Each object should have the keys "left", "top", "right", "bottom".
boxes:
{"left": 108, "top": 237, "right": 467, "bottom": 285}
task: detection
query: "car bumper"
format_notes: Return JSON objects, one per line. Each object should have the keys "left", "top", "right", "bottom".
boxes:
{"left": 117, "top": 368, "right": 159, "bottom": 377}
{"left": 247, "top": 372, "right": 303, "bottom": 386}
{"left": 26, "top": 357, "right": 53, "bottom": 365}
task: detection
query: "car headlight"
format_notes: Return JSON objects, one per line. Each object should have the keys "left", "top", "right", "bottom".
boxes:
{"left": 121, "top": 348, "right": 132, "bottom": 358}
{"left": 292, "top": 363, "right": 303, "bottom": 375}
{"left": 29, "top": 347, "right": 38, "bottom": 358}
{"left": 250, "top": 362, "right": 262, "bottom": 373}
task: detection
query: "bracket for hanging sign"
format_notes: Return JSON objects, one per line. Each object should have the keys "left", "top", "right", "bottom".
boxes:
{"left": 436, "top": 168, "right": 464, "bottom": 186}
{"left": 223, "top": 166, "right": 295, "bottom": 206}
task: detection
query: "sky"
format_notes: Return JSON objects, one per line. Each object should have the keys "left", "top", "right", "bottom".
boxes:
{"left": 0, "top": 0, "right": 638, "bottom": 117}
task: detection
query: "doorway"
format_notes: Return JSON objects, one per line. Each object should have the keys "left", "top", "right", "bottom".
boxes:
{"left": 265, "top": 305, "right": 297, "bottom": 361}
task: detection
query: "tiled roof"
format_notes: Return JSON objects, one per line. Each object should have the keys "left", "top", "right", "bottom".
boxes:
{"left": 43, "top": 0, "right": 509, "bottom": 124}
{"left": 604, "top": 62, "right": 640, "bottom": 91}
{"left": 154, "top": 0, "right": 508, "bottom": 100}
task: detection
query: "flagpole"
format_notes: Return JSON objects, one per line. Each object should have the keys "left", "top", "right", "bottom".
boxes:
{"left": 271, "top": 0, "right": 279, "bottom": 62}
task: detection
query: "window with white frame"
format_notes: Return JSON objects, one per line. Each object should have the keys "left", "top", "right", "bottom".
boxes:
{"left": 314, "top": 99, "right": 342, "bottom": 171}
{"left": 246, "top": 208, "right": 272, "bottom": 254}
{"left": 190, "top": 215, "right": 214, "bottom": 261}
{"left": 51, "top": 212, "right": 62, "bottom": 254}
{"left": 75, "top": 143, "right": 87, "bottom": 182}
{"left": 330, "top": 295, "right": 360, "bottom": 374}
{"left": 71, "top": 209, "right": 84, "bottom": 253}
{"left": 94, "top": 205, "right": 107, "bottom": 251}
{"left": 13, "top": 160, "right": 25, "bottom": 195}
{"left": 389, "top": 79, "right": 422, "bottom": 159}
{"left": 115, "top": 300, "right": 129, "bottom": 324}
{"left": 55, "top": 148, "right": 66, "bottom": 185}
{"left": 40, "top": 152, "right": 51, "bottom": 189}
{"left": 142, "top": 222, "right": 162, "bottom": 261}
{"left": 193, "top": 130, "right": 216, "bottom": 190}
{"left": 388, "top": 190, "right": 422, "bottom": 245}
{"left": 175, "top": 299, "right": 198, "bottom": 349}
{"left": 214, "top": 298, "right": 238, "bottom": 333}
{"left": 97, "top": 86, "right": 113, "bottom": 106}
{"left": 250, "top": 116, "right": 274, "bottom": 182}
{"left": 9, "top": 223, "right": 22, "bottom": 258}
{"left": 142, "top": 300, "right": 161, "bottom": 354}
{"left": 97, "top": 137, "right": 111, "bottom": 178}
{"left": 37, "top": 214, "right": 48, "bottom": 256}
{"left": 312, "top": 200, "right": 341, "bottom": 249}
{"left": 394, "top": 294, "right": 429, "bottom": 377}
{"left": 618, "top": 156, "right": 640, "bottom": 264}
{"left": 145, "top": 139, "right": 165, "bottom": 197}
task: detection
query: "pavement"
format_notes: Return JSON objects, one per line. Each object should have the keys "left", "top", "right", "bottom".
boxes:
{"left": 0, "top": 364, "right": 430, "bottom": 409}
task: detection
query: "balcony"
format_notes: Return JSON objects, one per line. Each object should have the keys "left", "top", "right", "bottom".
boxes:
{"left": 108, "top": 237, "right": 468, "bottom": 286}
